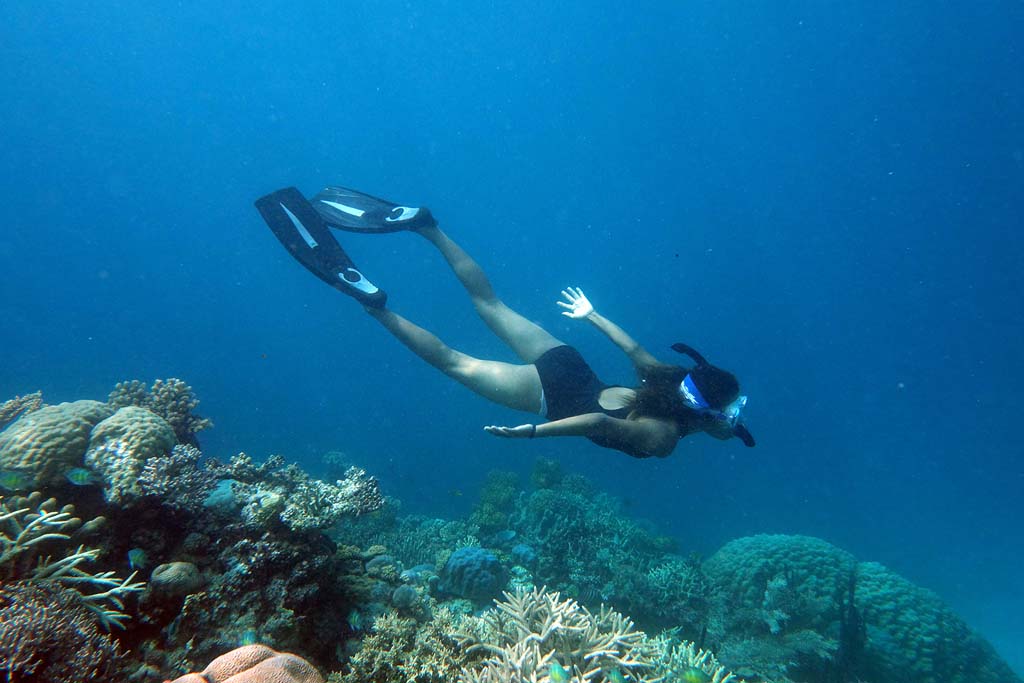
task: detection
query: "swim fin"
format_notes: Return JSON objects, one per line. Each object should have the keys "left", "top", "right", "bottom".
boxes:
{"left": 311, "top": 186, "right": 437, "bottom": 233}
{"left": 255, "top": 187, "right": 387, "bottom": 308}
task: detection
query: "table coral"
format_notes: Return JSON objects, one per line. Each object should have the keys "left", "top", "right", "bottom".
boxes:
{"left": 0, "top": 400, "right": 112, "bottom": 486}
{"left": 166, "top": 644, "right": 324, "bottom": 683}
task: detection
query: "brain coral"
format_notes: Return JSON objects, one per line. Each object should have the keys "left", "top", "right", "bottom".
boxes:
{"left": 84, "top": 406, "right": 176, "bottom": 503}
{"left": 703, "top": 534, "right": 857, "bottom": 638}
{"left": 439, "top": 546, "right": 506, "bottom": 601}
{"left": 0, "top": 400, "right": 112, "bottom": 486}
{"left": 167, "top": 644, "right": 323, "bottom": 683}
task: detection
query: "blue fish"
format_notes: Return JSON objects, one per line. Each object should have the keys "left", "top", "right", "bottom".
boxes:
{"left": 65, "top": 467, "right": 98, "bottom": 486}
{"left": 0, "top": 469, "right": 31, "bottom": 492}
{"left": 240, "top": 628, "right": 258, "bottom": 646}
{"left": 127, "top": 548, "right": 147, "bottom": 570}
{"left": 550, "top": 660, "right": 570, "bottom": 683}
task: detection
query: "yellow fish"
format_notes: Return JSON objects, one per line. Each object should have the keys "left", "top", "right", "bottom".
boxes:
{"left": 680, "top": 666, "right": 710, "bottom": 683}
{"left": 550, "top": 660, "right": 570, "bottom": 683}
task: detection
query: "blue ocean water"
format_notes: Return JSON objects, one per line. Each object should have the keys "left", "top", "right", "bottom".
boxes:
{"left": 1, "top": 0, "right": 1020, "bottom": 672}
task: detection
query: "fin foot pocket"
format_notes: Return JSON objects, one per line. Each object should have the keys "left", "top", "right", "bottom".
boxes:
{"left": 312, "top": 186, "right": 437, "bottom": 233}
{"left": 255, "top": 187, "right": 387, "bottom": 308}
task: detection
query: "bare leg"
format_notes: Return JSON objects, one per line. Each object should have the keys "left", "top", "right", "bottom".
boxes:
{"left": 365, "top": 306, "right": 543, "bottom": 413}
{"left": 416, "top": 225, "right": 564, "bottom": 363}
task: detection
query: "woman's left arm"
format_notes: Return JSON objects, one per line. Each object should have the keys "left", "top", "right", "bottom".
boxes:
{"left": 485, "top": 414, "right": 678, "bottom": 457}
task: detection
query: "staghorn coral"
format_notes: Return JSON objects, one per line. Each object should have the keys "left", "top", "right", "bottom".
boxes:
{"left": 0, "top": 390, "right": 43, "bottom": 430}
{"left": 85, "top": 405, "right": 177, "bottom": 503}
{"left": 0, "top": 581, "right": 124, "bottom": 682}
{"left": 108, "top": 377, "right": 212, "bottom": 445}
{"left": 167, "top": 644, "right": 324, "bottom": 683}
{"left": 0, "top": 399, "right": 112, "bottom": 486}
{"left": 137, "top": 443, "right": 217, "bottom": 511}
{"left": 1, "top": 491, "right": 144, "bottom": 629}
{"left": 333, "top": 607, "right": 470, "bottom": 683}
{"left": 649, "top": 637, "right": 743, "bottom": 683}
{"left": 457, "top": 587, "right": 656, "bottom": 683}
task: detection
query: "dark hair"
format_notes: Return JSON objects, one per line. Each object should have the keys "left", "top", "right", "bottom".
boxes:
{"left": 631, "top": 364, "right": 691, "bottom": 423}
{"left": 670, "top": 342, "right": 740, "bottom": 409}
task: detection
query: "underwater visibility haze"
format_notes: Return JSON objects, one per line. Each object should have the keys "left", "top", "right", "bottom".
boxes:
{"left": 0, "top": 2, "right": 1021, "bottom": 681}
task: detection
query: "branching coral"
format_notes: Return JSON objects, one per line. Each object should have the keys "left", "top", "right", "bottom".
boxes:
{"left": 137, "top": 443, "right": 216, "bottom": 511}
{"left": 1, "top": 491, "right": 144, "bottom": 629}
{"left": 108, "top": 377, "right": 212, "bottom": 445}
{"left": 458, "top": 587, "right": 656, "bottom": 683}
{"left": 649, "top": 638, "right": 743, "bottom": 683}
{"left": 0, "top": 390, "right": 43, "bottom": 430}
{"left": 214, "top": 453, "right": 384, "bottom": 531}
{"left": 0, "top": 581, "right": 124, "bottom": 682}
{"left": 333, "top": 607, "right": 470, "bottom": 683}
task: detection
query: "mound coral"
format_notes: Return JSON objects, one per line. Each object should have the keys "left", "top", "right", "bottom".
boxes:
{"left": 108, "top": 377, "right": 212, "bottom": 445}
{"left": 85, "top": 405, "right": 177, "bottom": 503}
{"left": 167, "top": 644, "right": 324, "bottom": 683}
{"left": 702, "top": 534, "right": 1021, "bottom": 683}
{"left": 0, "top": 399, "right": 112, "bottom": 486}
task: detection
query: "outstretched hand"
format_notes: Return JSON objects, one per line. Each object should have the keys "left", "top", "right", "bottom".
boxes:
{"left": 484, "top": 424, "right": 536, "bottom": 439}
{"left": 558, "top": 286, "right": 594, "bottom": 319}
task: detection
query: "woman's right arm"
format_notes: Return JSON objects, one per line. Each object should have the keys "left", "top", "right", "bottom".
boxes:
{"left": 558, "top": 287, "right": 661, "bottom": 372}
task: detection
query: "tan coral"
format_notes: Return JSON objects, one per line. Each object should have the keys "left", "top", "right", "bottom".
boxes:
{"left": 166, "top": 644, "right": 323, "bottom": 683}
{"left": 0, "top": 400, "right": 112, "bottom": 486}
{"left": 0, "top": 391, "right": 43, "bottom": 430}
{"left": 85, "top": 406, "right": 176, "bottom": 503}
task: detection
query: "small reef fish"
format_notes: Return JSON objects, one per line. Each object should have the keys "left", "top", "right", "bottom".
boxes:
{"left": 606, "top": 668, "right": 628, "bottom": 683}
{"left": 680, "top": 666, "right": 711, "bottom": 683}
{"left": 127, "top": 548, "right": 148, "bottom": 570}
{"left": 0, "top": 469, "right": 31, "bottom": 491}
{"left": 65, "top": 467, "right": 98, "bottom": 486}
{"left": 240, "top": 628, "right": 258, "bottom": 646}
{"left": 549, "top": 660, "right": 570, "bottom": 683}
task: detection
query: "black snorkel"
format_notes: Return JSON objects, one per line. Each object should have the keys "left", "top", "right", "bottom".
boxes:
{"left": 671, "top": 343, "right": 756, "bottom": 448}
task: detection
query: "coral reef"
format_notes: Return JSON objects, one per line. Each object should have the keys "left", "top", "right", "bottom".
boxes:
{"left": 212, "top": 452, "right": 384, "bottom": 532}
{"left": 439, "top": 546, "right": 507, "bottom": 601}
{"left": 702, "top": 534, "right": 1022, "bottom": 683}
{"left": 0, "top": 390, "right": 43, "bottom": 430}
{"left": 1, "top": 490, "right": 143, "bottom": 628}
{"left": 0, "top": 399, "right": 112, "bottom": 486}
{"left": 167, "top": 644, "right": 324, "bottom": 683}
{"left": 853, "top": 560, "right": 1020, "bottom": 683}
{"left": 137, "top": 443, "right": 217, "bottom": 511}
{"left": 108, "top": 378, "right": 212, "bottom": 446}
{"left": 0, "top": 581, "right": 125, "bottom": 682}
{"left": 85, "top": 406, "right": 177, "bottom": 503}
{"left": 456, "top": 587, "right": 661, "bottom": 683}
{"left": 332, "top": 607, "right": 470, "bottom": 683}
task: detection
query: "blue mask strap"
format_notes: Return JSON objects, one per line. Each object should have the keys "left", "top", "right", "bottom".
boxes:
{"left": 680, "top": 374, "right": 711, "bottom": 410}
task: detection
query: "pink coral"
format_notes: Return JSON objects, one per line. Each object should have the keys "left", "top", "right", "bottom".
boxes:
{"left": 165, "top": 645, "right": 323, "bottom": 683}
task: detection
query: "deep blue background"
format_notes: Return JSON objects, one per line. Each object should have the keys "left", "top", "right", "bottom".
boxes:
{"left": 2, "top": 1, "right": 1021, "bottom": 670}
